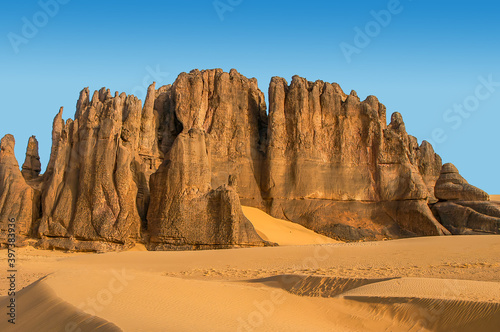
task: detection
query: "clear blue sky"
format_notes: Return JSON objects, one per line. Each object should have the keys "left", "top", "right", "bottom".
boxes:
{"left": 1, "top": 0, "right": 499, "bottom": 193}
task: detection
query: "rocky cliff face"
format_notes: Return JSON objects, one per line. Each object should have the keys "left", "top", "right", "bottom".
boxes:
{"left": 7, "top": 69, "right": 269, "bottom": 251}
{"left": 0, "top": 68, "right": 492, "bottom": 251}
{"left": 170, "top": 69, "right": 268, "bottom": 206}
{"left": 147, "top": 69, "right": 269, "bottom": 249}
{"left": 36, "top": 91, "right": 146, "bottom": 251}
{"left": 147, "top": 128, "right": 268, "bottom": 250}
{"left": 263, "top": 76, "right": 448, "bottom": 240}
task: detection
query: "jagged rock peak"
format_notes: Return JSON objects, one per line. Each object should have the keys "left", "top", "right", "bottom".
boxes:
{"left": 268, "top": 75, "right": 391, "bottom": 123}
{"left": 0, "top": 134, "right": 15, "bottom": 157}
{"left": 21, "top": 136, "right": 41, "bottom": 180}
{"left": 420, "top": 140, "right": 433, "bottom": 150}
{"left": 75, "top": 87, "right": 90, "bottom": 118}
{"left": 388, "top": 112, "right": 406, "bottom": 132}
{"left": 74, "top": 86, "right": 147, "bottom": 121}
{"left": 276, "top": 75, "right": 349, "bottom": 98}
{"left": 172, "top": 68, "right": 267, "bottom": 132}
{"left": 416, "top": 139, "right": 443, "bottom": 203}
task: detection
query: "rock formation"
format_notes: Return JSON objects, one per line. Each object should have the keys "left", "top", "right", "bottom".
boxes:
{"left": 36, "top": 93, "right": 146, "bottom": 251}
{"left": 0, "top": 135, "right": 37, "bottom": 246}
{"left": 416, "top": 141, "right": 443, "bottom": 203}
{"left": 24, "top": 69, "right": 269, "bottom": 251}
{"left": 432, "top": 163, "right": 500, "bottom": 235}
{"left": 1, "top": 68, "right": 495, "bottom": 251}
{"left": 434, "top": 163, "right": 489, "bottom": 201}
{"left": 262, "top": 76, "right": 448, "bottom": 240}
{"left": 147, "top": 69, "right": 269, "bottom": 249}
{"left": 21, "top": 136, "right": 41, "bottom": 181}
{"left": 169, "top": 69, "right": 268, "bottom": 207}
{"left": 147, "top": 128, "right": 268, "bottom": 250}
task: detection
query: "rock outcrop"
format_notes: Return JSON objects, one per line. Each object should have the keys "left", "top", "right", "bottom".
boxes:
{"left": 432, "top": 164, "right": 499, "bottom": 235}
{"left": 147, "top": 69, "right": 270, "bottom": 249}
{"left": 0, "top": 135, "right": 37, "bottom": 246}
{"left": 36, "top": 92, "right": 145, "bottom": 251}
{"left": 147, "top": 128, "right": 268, "bottom": 250}
{"left": 434, "top": 163, "right": 489, "bottom": 201}
{"left": 170, "top": 69, "right": 268, "bottom": 207}
{"left": 416, "top": 141, "right": 443, "bottom": 203}
{"left": 24, "top": 69, "right": 269, "bottom": 251}
{"left": 262, "top": 76, "right": 448, "bottom": 240}
{"left": 3, "top": 68, "right": 494, "bottom": 252}
{"left": 21, "top": 136, "right": 41, "bottom": 181}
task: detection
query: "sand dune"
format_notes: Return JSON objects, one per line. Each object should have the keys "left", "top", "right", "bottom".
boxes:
{"left": 242, "top": 206, "right": 339, "bottom": 245}
{"left": 251, "top": 275, "right": 398, "bottom": 297}
{"left": 491, "top": 195, "right": 500, "bottom": 202}
{"left": 250, "top": 275, "right": 500, "bottom": 332}
{"left": 341, "top": 277, "right": 500, "bottom": 302}
{"left": 1, "top": 235, "right": 499, "bottom": 331}
{"left": 0, "top": 278, "right": 121, "bottom": 332}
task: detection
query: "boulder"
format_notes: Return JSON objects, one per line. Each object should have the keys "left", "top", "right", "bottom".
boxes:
{"left": 433, "top": 201, "right": 500, "bottom": 235}
{"left": 432, "top": 163, "right": 499, "bottom": 234}
{"left": 434, "top": 163, "right": 489, "bottom": 201}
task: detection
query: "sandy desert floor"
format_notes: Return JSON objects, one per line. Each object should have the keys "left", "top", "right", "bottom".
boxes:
{"left": 0, "top": 207, "right": 499, "bottom": 331}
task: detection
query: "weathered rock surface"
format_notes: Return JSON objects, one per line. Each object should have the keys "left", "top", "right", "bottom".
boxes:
{"left": 432, "top": 163, "right": 499, "bottom": 235}
{"left": 170, "top": 69, "right": 268, "bottom": 207}
{"left": 434, "top": 163, "right": 489, "bottom": 201}
{"left": 262, "top": 76, "right": 448, "bottom": 240}
{"left": 433, "top": 201, "right": 500, "bottom": 235}
{"left": 0, "top": 135, "right": 37, "bottom": 246}
{"left": 19, "top": 69, "right": 269, "bottom": 251}
{"left": 4, "top": 68, "right": 494, "bottom": 251}
{"left": 147, "top": 128, "right": 269, "bottom": 249}
{"left": 416, "top": 141, "right": 442, "bottom": 203}
{"left": 21, "top": 136, "right": 42, "bottom": 181}
{"left": 37, "top": 92, "right": 145, "bottom": 250}
{"left": 146, "top": 69, "right": 271, "bottom": 249}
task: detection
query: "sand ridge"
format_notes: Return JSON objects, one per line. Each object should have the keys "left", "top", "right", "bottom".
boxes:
{"left": 0, "top": 277, "right": 121, "bottom": 332}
